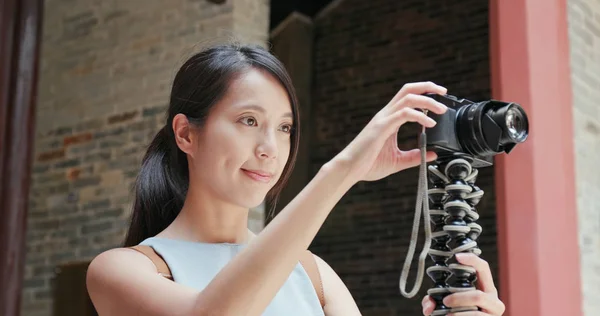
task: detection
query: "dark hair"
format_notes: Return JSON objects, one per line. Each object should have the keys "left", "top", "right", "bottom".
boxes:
{"left": 123, "top": 43, "right": 300, "bottom": 247}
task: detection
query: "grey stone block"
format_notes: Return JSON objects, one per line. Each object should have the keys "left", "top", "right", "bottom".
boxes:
{"left": 81, "top": 220, "right": 113, "bottom": 235}
{"left": 53, "top": 159, "right": 80, "bottom": 169}
{"left": 71, "top": 177, "right": 101, "bottom": 189}
{"left": 82, "top": 198, "right": 111, "bottom": 211}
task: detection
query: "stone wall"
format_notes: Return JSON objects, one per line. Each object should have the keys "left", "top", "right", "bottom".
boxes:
{"left": 308, "top": 0, "right": 495, "bottom": 314}
{"left": 567, "top": 1, "right": 600, "bottom": 315}
{"left": 24, "top": 0, "right": 269, "bottom": 314}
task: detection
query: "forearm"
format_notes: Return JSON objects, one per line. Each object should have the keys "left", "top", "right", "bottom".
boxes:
{"left": 193, "top": 159, "right": 356, "bottom": 315}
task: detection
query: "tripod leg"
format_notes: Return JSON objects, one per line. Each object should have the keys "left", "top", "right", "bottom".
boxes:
{"left": 426, "top": 158, "right": 483, "bottom": 315}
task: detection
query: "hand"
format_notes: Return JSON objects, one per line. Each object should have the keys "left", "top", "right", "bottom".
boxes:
{"left": 330, "top": 81, "right": 448, "bottom": 182}
{"left": 421, "top": 253, "right": 506, "bottom": 316}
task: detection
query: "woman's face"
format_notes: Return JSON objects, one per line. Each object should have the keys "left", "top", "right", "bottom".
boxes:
{"left": 190, "top": 69, "right": 294, "bottom": 208}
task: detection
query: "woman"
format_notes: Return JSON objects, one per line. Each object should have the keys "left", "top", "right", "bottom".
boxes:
{"left": 86, "top": 43, "right": 506, "bottom": 316}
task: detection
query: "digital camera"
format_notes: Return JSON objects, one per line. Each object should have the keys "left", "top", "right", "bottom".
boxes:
{"left": 423, "top": 93, "right": 529, "bottom": 167}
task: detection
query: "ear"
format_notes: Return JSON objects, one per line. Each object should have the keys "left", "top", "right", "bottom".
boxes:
{"left": 172, "top": 113, "right": 196, "bottom": 157}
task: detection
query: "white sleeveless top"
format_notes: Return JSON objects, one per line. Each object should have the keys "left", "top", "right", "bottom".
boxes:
{"left": 139, "top": 236, "right": 325, "bottom": 316}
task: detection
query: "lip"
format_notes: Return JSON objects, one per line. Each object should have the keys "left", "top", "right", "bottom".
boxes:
{"left": 241, "top": 169, "right": 273, "bottom": 183}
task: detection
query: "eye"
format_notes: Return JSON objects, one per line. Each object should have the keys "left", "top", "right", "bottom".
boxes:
{"left": 279, "top": 124, "right": 293, "bottom": 134}
{"left": 239, "top": 116, "right": 257, "bottom": 127}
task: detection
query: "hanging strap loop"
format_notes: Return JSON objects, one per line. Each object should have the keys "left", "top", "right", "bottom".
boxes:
{"left": 399, "top": 119, "right": 433, "bottom": 298}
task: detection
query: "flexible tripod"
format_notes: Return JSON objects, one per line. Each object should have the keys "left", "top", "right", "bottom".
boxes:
{"left": 398, "top": 97, "right": 527, "bottom": 314}
{"left": 398, "top": 132, "right": 484, "bottom": 315}
{"left": 426, "top": 154, "right": 483, "bottom": 315}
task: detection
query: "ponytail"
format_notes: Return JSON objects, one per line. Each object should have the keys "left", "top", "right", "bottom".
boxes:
{"left": 123, "top": 125, "right": 189, "bottom": 247}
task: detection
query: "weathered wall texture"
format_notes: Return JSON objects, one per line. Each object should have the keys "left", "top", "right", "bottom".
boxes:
{"left": 24, "top": 0, "right": 269, "bottom": 314}
{"left": 567, "top": 0, "right": 600, "bottom": 315}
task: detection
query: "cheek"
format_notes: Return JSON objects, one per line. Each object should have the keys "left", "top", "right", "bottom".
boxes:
{"left": 281, "top": 141, "right": 291, "bottom": 161}
{"left": 198, "top": 121, "right": 248, "bottom": 174}
{"left": 276, "top": 138, "right": 292, "bottom": 174}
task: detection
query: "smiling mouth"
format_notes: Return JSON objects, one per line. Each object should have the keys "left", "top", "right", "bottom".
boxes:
{"left": 241, "top": 169, "right": 272, "bottom": 183}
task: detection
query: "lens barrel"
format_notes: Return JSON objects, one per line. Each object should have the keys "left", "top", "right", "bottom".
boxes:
{"left": 456, "top": 101, "right": 528, "bottom": 156}
{"left": 490, "top": 104, "right": 529, "bottom": 144}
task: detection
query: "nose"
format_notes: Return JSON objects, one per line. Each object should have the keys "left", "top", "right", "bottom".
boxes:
{"left": 255, "top": 130, "right": 277, "bottom": 159}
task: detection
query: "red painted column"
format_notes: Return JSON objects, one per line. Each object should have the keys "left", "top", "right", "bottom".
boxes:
{"left": 490, "top": 0, "right": 582, "bottom": 315}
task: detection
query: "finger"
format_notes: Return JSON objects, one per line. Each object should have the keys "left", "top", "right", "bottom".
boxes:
{"left": 427, "top": 151, "right": 438, "bottom": 162}
{"left": 390, "top": 81, "right": 447, "bottom": 105}
{"left": 392, "top": 93, "right": 448, "bottom": 115}
{"left": 396, "top": 149, "right": 437, "bottom": 170}
{"left": 455, "top": 253, "right": 498, "bottom": 295}
{"left": 422, "top": 295, "right": 435, "bottom": 315}
{"left": 398, "top": 149, "right": 438, "bottom": 162}
{"left": 387, "top": 108, "right": 437, "bottom": 134}
{"left": 447, "top": 312, "right": 490, "bottom": 316}
{"left": 443, "top": 290, "right": 504, "bottom": 315}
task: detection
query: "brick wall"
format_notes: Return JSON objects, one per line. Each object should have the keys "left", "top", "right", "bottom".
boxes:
{"left": 24, "top": 0, "right": 269, "bottom": 315}
{"left": 26, "top": 107, "right": 163, "bottom": 315}
{"left": 308, "top": 0, "right": 495, "bottom": 314}
{"left": 567, "top": 1, "right": 600, "bottom": 315}
{"left": 232, "top": 0, "right": 271, "bottom": 46}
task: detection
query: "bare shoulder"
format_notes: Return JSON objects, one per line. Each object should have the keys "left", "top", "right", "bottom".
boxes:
{"left": 311, "top": 253, "right": 362, "bottom": 316}
{"left": 88, "top": 247, "right": 155, "bottom": 276}
{"left": 86, "top": 247, "right": 158, "bottom": 292}
{"left": 86, "top": 247, "right": 199, "bottom": 316}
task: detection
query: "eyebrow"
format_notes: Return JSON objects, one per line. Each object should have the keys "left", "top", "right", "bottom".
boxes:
{"left": 237, "top": 104, "right": 293, "bottom": 119}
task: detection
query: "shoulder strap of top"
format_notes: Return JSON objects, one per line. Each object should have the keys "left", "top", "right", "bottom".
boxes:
{"left": 129, "top": 245, "right": 173, "bottom": 280}
{"left": 298, "top": 250, "right": 326, "bottom": 309}
{"left": 129, "top": 245, "right": 325, "bottom": 309}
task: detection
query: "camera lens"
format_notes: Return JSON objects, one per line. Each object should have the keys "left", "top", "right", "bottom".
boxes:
{"left": 505, "top": 107, "right": 527, "bottom": 142}
{"left": 491, "top": 103, "right": 529, "bottom": 147}
{"left": 456, "top": 101, "right": 529, "bottom": 156}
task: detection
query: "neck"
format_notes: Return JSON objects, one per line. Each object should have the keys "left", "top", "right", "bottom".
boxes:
{"left": 159, "top": 185, "right": 255, "bottom": 245}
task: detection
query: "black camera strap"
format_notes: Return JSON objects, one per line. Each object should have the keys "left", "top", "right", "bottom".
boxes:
{"left": 399, "top": 114, "right": 433, "bottom": 299}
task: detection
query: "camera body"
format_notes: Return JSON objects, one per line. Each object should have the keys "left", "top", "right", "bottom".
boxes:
{"left": 423, "top": 93, "right": 528, "bottom": 168}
